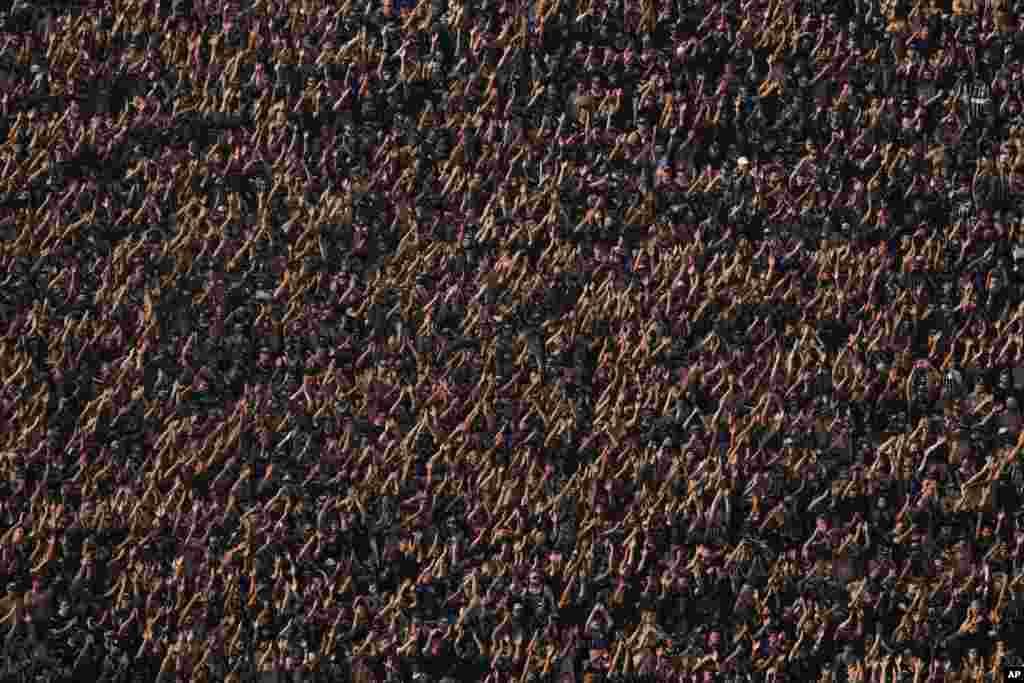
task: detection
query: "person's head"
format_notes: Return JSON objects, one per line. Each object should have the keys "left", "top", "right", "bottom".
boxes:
{"left": 708, "top": 630, "right": 722, "bottom": 648}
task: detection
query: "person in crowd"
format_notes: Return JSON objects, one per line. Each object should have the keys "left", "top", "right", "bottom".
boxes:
{"left": 1, "top": 0, "right": 1024, "bottom": 680}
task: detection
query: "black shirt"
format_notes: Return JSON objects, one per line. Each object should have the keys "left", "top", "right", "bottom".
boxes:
{"left": 583, "top": 659, "right": 607, "bottom": 683}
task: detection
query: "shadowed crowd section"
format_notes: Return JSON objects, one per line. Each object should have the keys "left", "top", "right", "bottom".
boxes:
{"left": 2, "top": 0, "right": 1024, "bottom": 681}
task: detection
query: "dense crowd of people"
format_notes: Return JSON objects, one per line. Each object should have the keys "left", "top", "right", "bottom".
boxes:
{"left": 3, "top": 0, "right": 1024, "bottom": 680}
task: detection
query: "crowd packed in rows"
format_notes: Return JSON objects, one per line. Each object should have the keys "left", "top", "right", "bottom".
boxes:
{"left": 3, "top": 0, "right": 1024, "bottom": 680}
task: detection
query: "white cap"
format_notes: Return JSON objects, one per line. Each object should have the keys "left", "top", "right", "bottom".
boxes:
{"left": 737, "top": 156, "right": 750, "bottom": 167}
